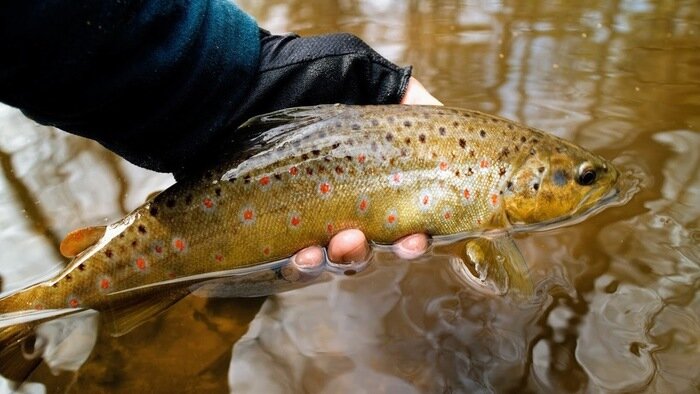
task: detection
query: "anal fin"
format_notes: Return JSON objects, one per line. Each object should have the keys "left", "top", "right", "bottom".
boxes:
{"left": 60, "top": 226, "right": 107, "bottom": 258}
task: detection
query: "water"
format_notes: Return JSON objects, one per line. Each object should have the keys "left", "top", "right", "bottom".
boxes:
{"left": 1, "top": 0, "right": 699, "bottom": 392}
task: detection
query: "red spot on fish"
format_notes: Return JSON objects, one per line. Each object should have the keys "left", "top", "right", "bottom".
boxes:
{"left": 463, "top": 189, "right": 471, "bottom": 200}
{"left": 319, "top": 182, "right": 332, "bottom": 195}
{"left": 357, "top": 154, "right": 366, "bottom": 164}
{"left": 444, "top": 211, "right": 452, "bottom": 220}
{"left": 326, "top": 222, "right": 334, "bottom": 234}
{"left": 154, "top": 244, "right": 163, "bottom": 254}
{"left": 290, "top": 215, "right": 301, "bottom": 227}
{"left": 387, "top": 213, "right": 397, "bottom": 224}
{"left": 202, "top": 198, "right": 214, "bottom": 209}
{"left": 477, "top": 219, "right": 482, "bottom": 225}
{"left": 359, "top": 200, "right": 368, "bottom": 211}
{"left": 422, "top": 195, "right": 430, "bottom": 205}
{"left": 480, "top": 159, "right": 490, "bottom": 168}
{"left": 168, "top": 272, "right": 177, "bottom": 279}
{"left": 173, "top": 238, "right": 186, "bottom": 252}
{"left": 289, "top": 166, "right": 299, "bottom": 176}
{"left": 259, "top": 176, "right": 270, "bottom": 186}
{"left": 263, "top": 246, "right": 271, "bottom": 256}
{"left": 439, "top": 161, "right": 449, "bottom": 171}
{"left": 240, "top": 206, "right": 256, "bottom": 224}
{"left": 214, "top": 254, "right": 223, "bottom": 262}
{"left": 491, "top": 194, "right": 499, "bottom": 206}
{"left": 135, "top": 257, "right": 148, "bottom": 271}
{"left": 68, "top": 296, "right": 80, "bottom": 308}
{"left": 100, "top": 278, "right": 111, "bottom": 290}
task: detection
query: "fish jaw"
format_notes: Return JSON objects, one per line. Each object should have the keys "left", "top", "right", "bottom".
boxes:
{"left": 501, "top": 131, "right": 619, "bottom": 227}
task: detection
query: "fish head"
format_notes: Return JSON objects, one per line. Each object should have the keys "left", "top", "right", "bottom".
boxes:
{"left": 502, "top": 137, "right": 619, "bottom": 226}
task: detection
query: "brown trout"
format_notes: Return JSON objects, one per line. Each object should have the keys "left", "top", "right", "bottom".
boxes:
{"left": 0, "top": 105, "right": 619, "bottom": 353}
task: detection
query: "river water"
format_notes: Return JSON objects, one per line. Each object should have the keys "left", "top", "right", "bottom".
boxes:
{"left": 0, "top": 0, "right": 698, "bottom": 393}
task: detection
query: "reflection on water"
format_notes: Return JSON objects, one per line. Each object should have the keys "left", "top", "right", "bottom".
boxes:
{"left": 1, "top": 0, "right": 699, "bottom": 392}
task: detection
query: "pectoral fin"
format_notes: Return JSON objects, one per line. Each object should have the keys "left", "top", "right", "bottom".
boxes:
{"left": 441, "top": 236, "right": 534, "bottom": 297}
{"left": 59, "top": 226, "right": 106, "bottom": 258}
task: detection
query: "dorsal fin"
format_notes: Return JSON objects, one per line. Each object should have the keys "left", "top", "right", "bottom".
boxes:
{"left": 59, "top": 226, "right": 107, "bottom": 258}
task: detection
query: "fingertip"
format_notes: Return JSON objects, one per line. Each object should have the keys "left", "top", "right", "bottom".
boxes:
{"left": 328, "top": 229, "right": 370, "bottom": 263}
{"left": 292, "top": 246, "right": 325, "bottom": 270}
{"left": 392, "top": 233, "right": 430, "bottom": 260}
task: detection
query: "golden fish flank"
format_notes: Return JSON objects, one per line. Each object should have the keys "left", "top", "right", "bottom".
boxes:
{"left": 0, "top": 105, "right": 619, "bottom": 327}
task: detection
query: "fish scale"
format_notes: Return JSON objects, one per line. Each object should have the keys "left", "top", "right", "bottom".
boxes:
{"left": 0, "top": 104, "right": 619, "bottom": 337}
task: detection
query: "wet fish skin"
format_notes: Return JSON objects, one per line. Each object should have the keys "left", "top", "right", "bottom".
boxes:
{"left": 0, "top": 105, "right": 618, "bottom": 321}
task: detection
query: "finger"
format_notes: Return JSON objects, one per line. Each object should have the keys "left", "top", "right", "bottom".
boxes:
{"left": 400, "top": 77, "right": 443, "bottom": 106}
{"left": 392, "top": 233, "right": 430, "bottom": 260}
{"left": 327, "top": 229, "right": 371, "bottom": 264}
{"left": 284, "top": 246, "right": 326, "bottom": 282}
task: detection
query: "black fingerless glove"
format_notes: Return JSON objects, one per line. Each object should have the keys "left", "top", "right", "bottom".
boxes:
{"left": 226, "top": 30, "right": 412, "bottom": 128}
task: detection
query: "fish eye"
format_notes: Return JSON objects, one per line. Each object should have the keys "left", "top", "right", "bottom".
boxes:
{"left": 577, "top": 164, "right": 597, "bottom": 186}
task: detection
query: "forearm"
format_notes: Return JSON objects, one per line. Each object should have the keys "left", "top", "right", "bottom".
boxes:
{"left": 0, "top": 0, "right": 260, "bottom": 173}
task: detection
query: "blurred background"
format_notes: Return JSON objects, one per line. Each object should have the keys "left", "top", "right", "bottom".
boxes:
{"left": 0, "top": 0, "right": 698, "bottom": 392}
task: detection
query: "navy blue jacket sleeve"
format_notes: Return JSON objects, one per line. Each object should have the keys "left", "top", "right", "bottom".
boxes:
{"left": 0, "top": 0, "right": 260, "bottom": 173}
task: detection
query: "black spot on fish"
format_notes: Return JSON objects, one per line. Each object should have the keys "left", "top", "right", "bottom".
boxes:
{"left": 228, "top": 177, "right": 237, "bottom": 183}
{"left": 318, "top": 165, "right": 326, "bottom": 173}
{"left": 467, "top": 167, "right": 474, "bottom": 176}
{"left": 301, "top": 153, "right": 309, "bottom": 160}
{"left": 403, "top": 120, "right": 412, "bottom": 127}
{"left": 215, "top": 187, "right": 221, "bottom": 196}
{"left": 404, "top": 137, "right": 411, "bottom": 145}
{"left": 507, "top": 181, "right": 513, "bottom": 189}
{"left": 335, "top": 166, "right": 344, "bottom": 174}
{"left": 185, "top": 194, "right": 193, "bottom": 205}
{"left": 390, "top": 158, "right": 396, "bottom": 165}
{"left": 459, "top": 138, "right": 467, "bottom": 149}
{"left": 118, "top": 233, "right": 125, "bottom": 239}
{"left": 371, "top": 119, "right": 379, "bottom": 126}
{"left": 530, "top": 149, "right": 536, "bottom": 156}
{"left": 533, "top": 183, "right": 540, "bottom": 191}
{"left": 419, "top": 134, "right": 427, "bottom": 143}
{"left": 385, "top": 133, "right": 394, "bottom": 142}
{"left": 131, "top": 240, "right": 138, "bottom": 248}
{"left": 520, "top": 136, "right": 527, "bottom": 143}
{"left": 166, "top": 199, "right": 176, "bottom": 208}
{"left": 138, "top": 225, "right": 146, "bottom": 234}
{"left": 538, "top": 166, "right": 545, "bottom": 173}
{"left": 78, "top": 263, "right": 86, "bottom": 271}
{"left": 274, "top": 173, "right": 282, "bottom": 180}
{"left": 244, "top": 175, "right": 251, "bottom": 184}
{"left": 453, "top": 121, "right": 459, "bottom": 127}
{"left": 501, "top": 147, "right": 510, "bottom": 157}
{"left": 499, "top": 167, "right": 507, "bottom": 176}
{"left": 324, "top": 156, "right": 332, "bottom": 162}
{"left": 66, "top": 274, "right": 72, "bottom": 281}
{"left": 312, "top": 149, "right": 321, "bottom": 156}
{"left": 345, "top": 155, "right": 353, "bottom": 161}
{"left": 532, "top": 138, "right": 539, "bottom": 144}
{"left": 491, "top": 118, "right": 499, "bottom": 123}
{"left": 331, "top": 142, "right": 341, "bottom": 149}
{"left": 306, "top": 168, "right": 314, "bottom": 176}
{"left": 469, "top": 149, "right": 475, "bottom": 158}
{"left": 480, "top": 130, "right": 486, "bottom": 138}
{"left": 52, "top": 283, "right": 58, "bottom": 288}
{"left": 149, "top": 206, "right": 159, "bottom": 216}
{"left": 455, "top": 170, "right": 461, "bottom": 177}
{"left": 351, "top": 124, "right": 361, "bottom": 130}
{"left": 553, "top": 170, "right": 569, "bottom": 186}
{"left": 508, "top": 124, "right": 514, "bottom": 130}
{"left": 105, "top": 249, "right": 113, "bottom": 258}
{"left": 438, "top": 127, "right": 446, "bottom": 136}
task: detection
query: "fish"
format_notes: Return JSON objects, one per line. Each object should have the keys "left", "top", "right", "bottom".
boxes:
{"left": 0, "top": 104, "right": 619, "bottom": 377}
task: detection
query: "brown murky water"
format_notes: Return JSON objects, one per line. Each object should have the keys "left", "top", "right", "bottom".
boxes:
{"left": 1, "top": 1, "right": 699, "bottom": 392}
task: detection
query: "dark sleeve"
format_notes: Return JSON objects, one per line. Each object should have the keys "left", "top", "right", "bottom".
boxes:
{"left": 0, "top": 0, "right": 261, "bottom": 173}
